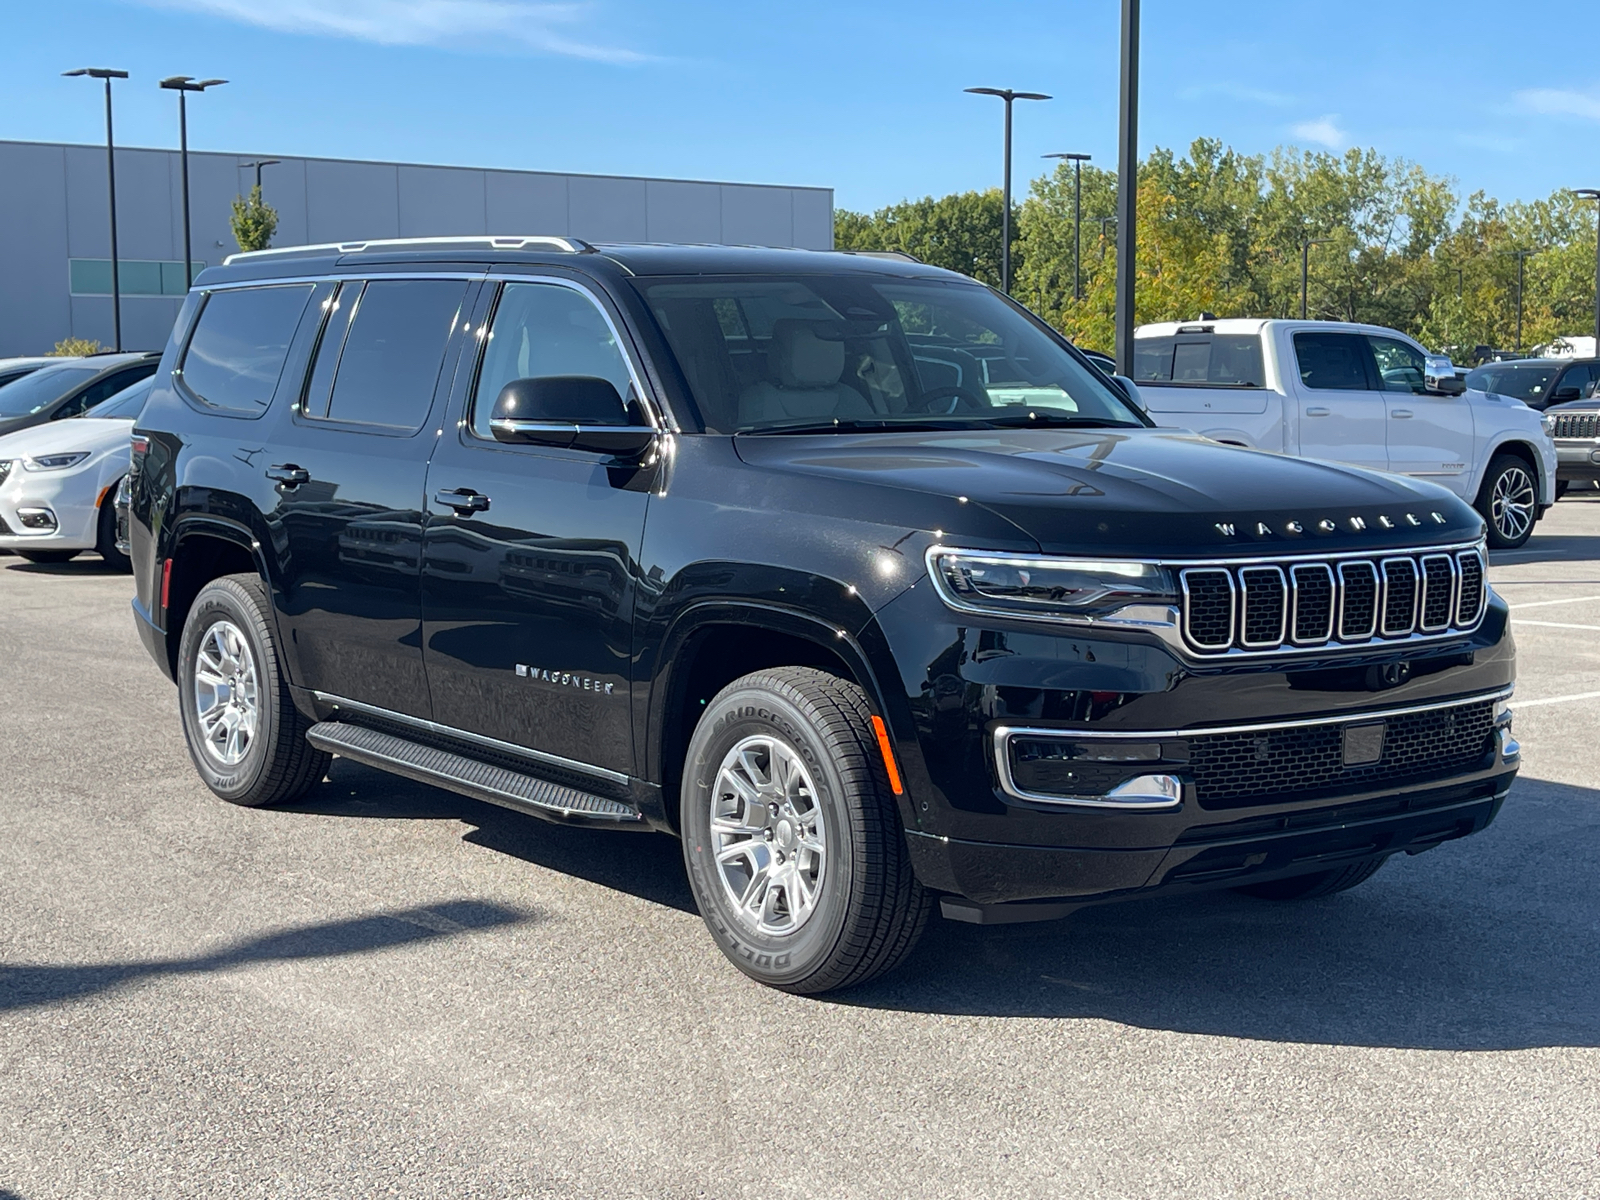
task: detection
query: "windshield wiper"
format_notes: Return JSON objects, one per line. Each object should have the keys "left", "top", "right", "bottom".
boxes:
{"left": 977, "top": 413, "right": 1143, "bottom": 430}
{"left": 740, "top": 419, "right": 979, "bottom": 436}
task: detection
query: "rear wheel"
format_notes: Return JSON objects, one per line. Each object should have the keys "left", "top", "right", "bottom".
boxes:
{"left": 681, "top": 667, "right": 930, "bottom": 994}
{"left": 1476, "top": 454, "right": 1538, "bottom": 549}
{"left": 95, "top": 483, "right": 130, "bottom": 572}
{"left": 1235, "top": 856, "right": 1387, "bottom": 900}
{"left": 15, "top": 549, "right": 78, "bottom": 564}
{"left": 176, "top": 573, "right": 330, "bottom": 807}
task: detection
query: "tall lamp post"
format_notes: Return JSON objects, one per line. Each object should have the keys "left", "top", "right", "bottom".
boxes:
{"left": 1574, "top": 189, "right": 1600, "bottom": 351}
{"left": 1113, "top": 0, "right": 1140, "bottom": 375}
{"left": 1043, "top": 152, "right": 1092, "bottom": 300}
{"left": 1094, "top": 215, "right": 1116, "bottom": 258}
{"left": 62, "top": 67, "right": 128, "bottom": 351}
{"left": 1300, "top": 238, "right": 1332, "bottom": 320}
{"left": 964, "top": 87, "right": 1051, "bottom": 295}
{"left": 160, "top": 76, "right": 228, "bottom": 291}
{"left": 240, "top": 158, "right": 280, "bottom": 191}
{"left": 1510, "top": 249, "right": 1537, "bottom": 354}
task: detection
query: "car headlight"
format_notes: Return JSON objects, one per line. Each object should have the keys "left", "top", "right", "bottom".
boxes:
{"left": 1541, "top": 414, "right": 1556, "bottom": 437}
{"left": 927, "top": 548, "right": 1178, "bottom": 623}
{"left": 23, "top": 452, "right": 91, "bottom": 471}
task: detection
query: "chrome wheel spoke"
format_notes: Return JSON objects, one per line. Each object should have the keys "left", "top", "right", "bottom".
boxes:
{"left": 191, "top": 619, "right": 261, "bottom": 768}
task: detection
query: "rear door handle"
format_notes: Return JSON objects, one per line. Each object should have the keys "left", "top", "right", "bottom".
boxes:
{"left": 266, "top": 464, "right": 309, "bottom": 487}
{"left": 1305, "top": 406, "right": 1331, "bottom": 417}
{"left": 434, "top": 487, "right": 490, "bottom": 515}
{"left": 1391, "top": 409, "right": 1414, "bottom": 419}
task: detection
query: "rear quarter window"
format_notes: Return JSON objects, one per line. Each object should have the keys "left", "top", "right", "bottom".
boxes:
{"left": 1134, "top": 334, "right": 1264, "bottom": 387}
{"left": 179, "top": 284, "right": 316, "bottom": 415}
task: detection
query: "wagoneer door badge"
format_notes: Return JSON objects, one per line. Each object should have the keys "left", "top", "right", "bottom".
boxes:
{"left": 1215, "top": 512, "right": 1449, "bottom": 539}
{"left": 515, "top": 664, "right": 617, "bottom": 696}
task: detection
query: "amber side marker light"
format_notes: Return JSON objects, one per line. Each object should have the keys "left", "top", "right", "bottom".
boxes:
{"left": 869, "top": 715, "right": 904, "bottom": 796}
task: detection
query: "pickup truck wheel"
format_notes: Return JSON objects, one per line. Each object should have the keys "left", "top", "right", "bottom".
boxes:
{"left": 681, "top": 667, "right": 930, "bottom": 994}
{"left": 176, "top": 573, "right": 331, "bottom": 808}
{"left": 1477, "top": 454, "right": 1538, "bottom": 549}
{"left": 1235, "top": 856, "right": 1386, "bottom": 900}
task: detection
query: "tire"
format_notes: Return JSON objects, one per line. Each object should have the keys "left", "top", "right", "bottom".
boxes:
{"left": 681, "top": 667, "right": 931, "bottom": 994}
{"left": 1555, "top": 480, "right": 1570, "bottom": 501}
{"left": 95, "top": 483, "right": 130, "bottom": 572}
{"left": 16, "top": 549, "right": 78, "bottom": 564}
{"left": 1235, "top": 856, "right": 1387, "bottom": 901}
{"left": 176, "top": 573, "right": 331, "bottom": 808}
{"left": 1476, "top": 453, "right": 1539, "bottom": 549}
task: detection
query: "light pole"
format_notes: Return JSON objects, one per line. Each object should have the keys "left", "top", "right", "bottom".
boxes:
{"left": 1094, "top": 215, "right": 1116, "bottom": 259}
{"left": 1574, "top": 189, "right": 1600, "bottom": 351}
{"left": 160, "top": 76, "right": 228, "bottom": 291}
{"left": 1043, "top": 152, "right": 1091, "bottom": 300}
{"left": 1300, "top": 238, "right": 1332, "bottom": 320}
{"left": 1113, "top": 0, "right": 1140, "bottom": 374}
{"left": 964, "top": 87, "right": 1051, "bottom": 295}
{"left": 240, "top": 158, "right": 280, "bottom": 191}
{"left": 62, "top": 67, "right": 128, "bottom": 351}
{"left": 1509, "top": 249, "right": 1537, "bottom": 354}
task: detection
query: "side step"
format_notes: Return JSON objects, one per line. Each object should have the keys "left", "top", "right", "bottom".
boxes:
{"left": 306, "top": 721, "right": 642, "bottom": 824}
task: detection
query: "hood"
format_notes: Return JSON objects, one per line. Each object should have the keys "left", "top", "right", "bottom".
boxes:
{"left": 0, "top": 417, "right": 134, "bottom": 462}
{"left": 733, "top": 428, "right": 1484, "bottom": 557}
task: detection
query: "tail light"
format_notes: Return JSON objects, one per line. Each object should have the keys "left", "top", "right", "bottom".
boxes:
{"left": 129, "top": 434, "right": 149, "bottom": 475}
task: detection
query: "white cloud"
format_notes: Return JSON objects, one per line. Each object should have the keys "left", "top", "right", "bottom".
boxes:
{"left": 1179, "top": 83, "right": 1295, "bottom": 108}
{"left": 1514, "top": 87, "right": 1600, "bottom": 122}
{"left": 135, "top": 0, "right": 649, "bottom": 63}
{"left": 1291, "top": 114, "right": 1346, "bottom": 149}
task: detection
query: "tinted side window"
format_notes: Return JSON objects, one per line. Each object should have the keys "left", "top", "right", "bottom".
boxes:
{"left": 1134, "top": 334, "right": 1264, "bottom": 386}
{"left": 315, "top": 279, "right": 467, "bottom": 430}
{"left": 1295, "top": 332, "right": 1371, "bottom": 391}
{"left": 54, "top": 366, "right": 156, "bottom": 418}
{"left": 1367, "top": 337, "right": 1425, "bottom": 393}
{"left": 181, "top": 285, "right": 315, "bottom": 413}
{"left": 470, "top": 283, "right": 636, "bottom": 438}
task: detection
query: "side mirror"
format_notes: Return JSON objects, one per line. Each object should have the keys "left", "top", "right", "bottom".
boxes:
{"left": 490, "top": 376, "right": 656, "bottom": 456}
{"left": 1551, "top": 386, "right": 1582, "bottom": 403}
{"left": 1111, "top": 374, "right": 1146, "bottom": 411}
{"left": 1424, "top": 356, "right": 1466, "bottom": 396}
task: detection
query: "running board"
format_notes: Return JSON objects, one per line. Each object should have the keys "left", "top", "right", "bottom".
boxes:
{"left": 306, "top": 721, "right": 642, "bottom": 824}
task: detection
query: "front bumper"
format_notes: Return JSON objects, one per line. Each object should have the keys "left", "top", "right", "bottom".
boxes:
{"left": 0, "top": 469, "right": 102, "bottom": 550}
{"left": 1555, "top": 440, "right": 1600, "bottom": 483}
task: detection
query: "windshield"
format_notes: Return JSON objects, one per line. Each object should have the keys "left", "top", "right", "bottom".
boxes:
{"left": 82, "top": 376, "right": 153, "bottom": 420}
{"left": 0, "top": 364, "right": 100, "bottom": 417}
{"left": 1465, "top": 363, "right": 1559, "bottom": 403}
{"left": 632, "top": 275, "right": 1144, "bottom": 433}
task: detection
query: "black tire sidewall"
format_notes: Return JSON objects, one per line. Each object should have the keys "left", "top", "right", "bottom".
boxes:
{"left": 176, "top": 581, "right": 281, "bottom": 803}
{"left": 682, "top": 685, "right": 855, "bottom": 988}
{"left": 96, "top": 482, "right": 130, "bottom": 571}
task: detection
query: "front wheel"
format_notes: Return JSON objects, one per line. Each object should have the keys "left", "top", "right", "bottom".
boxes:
{"left": 681, "top": 667, "right": 930, "bottom": 994}
{"left": 1477, "top": 454, "right": 1538, "bottom": 549}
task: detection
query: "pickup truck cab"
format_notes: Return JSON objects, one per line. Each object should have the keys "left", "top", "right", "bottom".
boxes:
{"left": 1133, "top": 319, "right": 1555, "bottom": 548}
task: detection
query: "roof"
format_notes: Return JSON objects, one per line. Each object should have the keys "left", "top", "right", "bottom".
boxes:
{"left": 1134, "top": 318, "right": 1429, "bottom": 339}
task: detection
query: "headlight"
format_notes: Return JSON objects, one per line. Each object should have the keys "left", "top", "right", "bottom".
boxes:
{"left": 927, "top": 548, "right": 1178, "bottom": 623}
{"left": 24, "top": 452, "right": 91, "bottom": 471}
{"left": 1541, "top": 414, "right": 1556, "bottom": 437}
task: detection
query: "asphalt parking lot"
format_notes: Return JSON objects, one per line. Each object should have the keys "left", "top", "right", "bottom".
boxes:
{"left": 2, "top": 502, "right": 1598, "bottom": 1200}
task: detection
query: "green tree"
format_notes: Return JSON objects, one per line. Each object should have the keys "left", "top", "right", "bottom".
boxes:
{"left": 49, "top": 337, "right": 102, "bottom": 356}
{"left": 835, "top": 190, "right": 1010, "bottom": 287}
{"left": 230, "top": 184, "right": 279, "bottom": 254}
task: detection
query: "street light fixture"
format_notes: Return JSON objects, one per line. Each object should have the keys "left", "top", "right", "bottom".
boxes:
{"left": 964, "top": 87, "right": 1051, "bottom": 295}
{"left": 1300, "top": 238, "right": 1333, "bottom": 320}
{"left": 62, "top": 67, "right": 129, "bottom": 352}
{"left": 1043, "top": 153, "right": 1091, "bottom": 301}
{"left": 1113, "top": 0, "right": 1140, "bottom": 374}
{"left": 1574, "top": 189, "right": 1600, "bottom": 351}
{"left": 240, "top": 158, "right": 281, "bottom": 191}
{"left": 160, "top": 76, "right": 228, "bottom": 293}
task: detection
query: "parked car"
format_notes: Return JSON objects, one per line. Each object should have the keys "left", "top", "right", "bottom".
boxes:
{"left": 128, "top": 237, "right": 1518, "bottom": 994}
{"left": 1132, "top": 318, "right": 1556, "bottom": 548}
{"left": 0, "top": 356, "right": 64, "bottom": 390}
{"left": 1543, "top": 392, "right": 1600, "bottom": 497}
{"left": 1464, "top": 358, "right": 1599, "bottom": 412}
{"left": 0, "top": 352, "right": 159, "bottom": 439}
{"left": 0, "top": 375, "right": 151, "bottom": 567}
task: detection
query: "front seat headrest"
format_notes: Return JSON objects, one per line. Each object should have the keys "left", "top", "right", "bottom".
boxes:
{"left": 770, "top": 319, "right": 845, "bottom": 388}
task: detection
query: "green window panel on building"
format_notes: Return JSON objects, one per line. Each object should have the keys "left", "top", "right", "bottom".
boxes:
{"left": 69, "top": 259, "right": 204, "bottom": 297}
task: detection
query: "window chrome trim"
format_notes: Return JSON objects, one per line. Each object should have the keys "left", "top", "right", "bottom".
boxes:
{"left": 310, "top": 692, "right": 631, "bottom": 786}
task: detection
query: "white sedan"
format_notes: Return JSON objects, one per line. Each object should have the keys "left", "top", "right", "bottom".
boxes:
{"left": 0, "top": 376, "right": 150, "bottom": 569}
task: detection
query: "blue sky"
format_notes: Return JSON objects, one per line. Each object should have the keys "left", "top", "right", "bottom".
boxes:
{"left": 3, "top": 0, "right": 1599, "bottom": 214}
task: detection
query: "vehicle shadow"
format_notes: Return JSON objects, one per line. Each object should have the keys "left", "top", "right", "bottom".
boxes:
{"left": 1492, "top": 528, "right": 1600, "bottom": 565}
{"left": 1, "top": 555, "right": 126, "bottom": 577}
{"left": 0, "top": 900, "right": 530, "bottom": 1015}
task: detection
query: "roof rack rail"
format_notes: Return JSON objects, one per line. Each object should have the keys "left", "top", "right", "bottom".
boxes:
{"left": 223, "top": 235, "right": 595, "bottom": 266}
{"left": 836, "top": 249, "right": 922, "bottom": 264}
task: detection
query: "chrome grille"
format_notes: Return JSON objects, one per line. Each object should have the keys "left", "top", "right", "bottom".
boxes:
{"left": 1177, "top": 545, "right": 1488, "bottom": 656}
{"left": 1551, "top": 411, "right": 1600, "bottom": 439}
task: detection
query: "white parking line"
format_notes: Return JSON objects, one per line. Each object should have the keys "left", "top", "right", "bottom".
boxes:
{"left": 1508, "top": 595, "right": 1600, "bottom": 610}
{"left": 1515, "top": 690, "right": 1600, "bottom": 709}
{"left": 1511, "top": 619, "right": 1600, "bottom": 632}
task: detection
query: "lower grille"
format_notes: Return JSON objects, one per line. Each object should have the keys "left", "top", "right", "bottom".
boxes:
{"left": 0, "top": 513, "right": 10, "bottom": 535}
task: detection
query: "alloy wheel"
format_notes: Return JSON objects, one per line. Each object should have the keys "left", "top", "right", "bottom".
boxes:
{"left": 1490, "top": 466, "right": 1535, "bottom": 543}
{"left": 192, "top": 619, "right": 261, "bottom": 766}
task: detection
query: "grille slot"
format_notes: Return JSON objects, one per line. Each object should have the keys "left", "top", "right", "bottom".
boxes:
{"left": 1188, "top": 698, "right": 1498, "bottom": 808}
{"left": 1337, "top": 561, "right": 1379, "bottom": 641}
{"left": 0, "top": 460, "right": 12, "bottom": 487}
{"left": 1238, "top": 566, "right": 1287, "bottom": 647}
{"left": 1181, "top": 569, "right": 1235, "bottom": 650}
{"left": 1419, "top": 555, "right": 1455, "bottom": 631}
{"left": 1290, "top": 564, "right": 1335, "bottom": 643}
{"left": 1381, "top": 558, "right": 1418, "bottom": 636}
{"left": 1551, "top": 411, "right": 1599, "bottom": 439}
{"left": 1456, "top": 551, "right": 1485, "bottom": 625}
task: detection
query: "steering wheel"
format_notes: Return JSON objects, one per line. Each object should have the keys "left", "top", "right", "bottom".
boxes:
{"left": 908, "top": 385, "right": 989, "bottom": 415}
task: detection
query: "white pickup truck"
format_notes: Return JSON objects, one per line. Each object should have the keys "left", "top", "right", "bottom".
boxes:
{"left": 1130, "top": 318, "right": 1556, "bottom": 548}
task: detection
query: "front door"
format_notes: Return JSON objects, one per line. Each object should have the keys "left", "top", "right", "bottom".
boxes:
{"left": 1367, "top": 334, "right": 1474, "bottom": 496}
{"left": 1291, "top": 330, "right": 1388, "bottom": 472}
{"left": 420, "top": 278, "right": 651, "bottom": 776}
{"left": 268, "top": 274, "right": 476, "bottom": 717}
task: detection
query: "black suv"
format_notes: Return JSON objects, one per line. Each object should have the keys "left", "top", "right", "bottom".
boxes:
{"left": 128, "top": 237, "right": 1519, "bottom": 993}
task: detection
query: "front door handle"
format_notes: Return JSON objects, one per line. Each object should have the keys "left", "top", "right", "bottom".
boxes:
{"left": 1305, "top": 406, "right": 1331, "bottom": 417}
{"left": 1391, "top": 409, "right": 1414, "bottom": 419}
{"left": 266, "top": 464, "right": 309, "bottom": 487}
{"left": 434, "top": 487, "right": 490, "bottom": 515}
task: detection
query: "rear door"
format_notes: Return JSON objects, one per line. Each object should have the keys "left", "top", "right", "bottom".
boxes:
{"left": 1291, "top": 331, "right": 1388, "bottom": 471}
{"left": 1368, "top": 334, "right": 1473, "bottom": 492}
